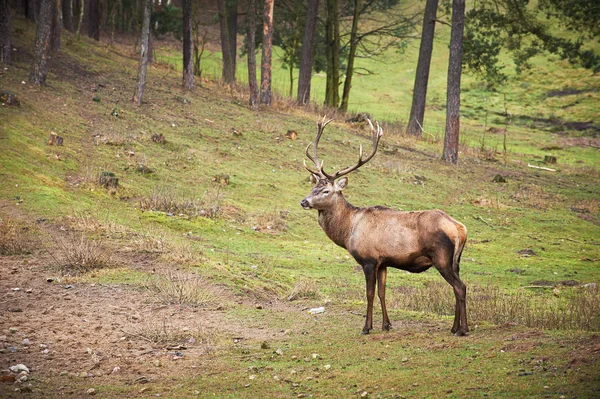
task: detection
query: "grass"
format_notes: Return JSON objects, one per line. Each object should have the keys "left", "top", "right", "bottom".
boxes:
{"left": 0, "top": 13, "right": 598, "bottom": 399}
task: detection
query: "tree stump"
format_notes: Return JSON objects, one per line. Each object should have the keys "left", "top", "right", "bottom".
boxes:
{"left": 544, "top": 155, "right": 557, "bottom": 164}
{"left": 98, "top": 171, "right": 119, "bottom": 188}
{"left": 1, "top": 90, "right": 20, "bottom": 106}
{"left": 48, "top": 132, "right": 64, "bottom": 146}
{"left": 151, "top": 133, "right": 166, "bottom": 144}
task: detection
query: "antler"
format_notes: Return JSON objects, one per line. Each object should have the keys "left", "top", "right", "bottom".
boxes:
{"left": 303, "top": 116, "right": 334, "bottom": 179}
{"left": 303, "top": 117, "right": 383, "bottom": 181}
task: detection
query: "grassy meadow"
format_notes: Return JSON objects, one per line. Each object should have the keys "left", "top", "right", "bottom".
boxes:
{"left": 0, "top": 10, "right": 599, "bottom": 399}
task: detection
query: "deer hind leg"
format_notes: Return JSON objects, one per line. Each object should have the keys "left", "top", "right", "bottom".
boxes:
{"left": 377, "top": 266, "right": 392, "bottom": 331}
{"left": 434, "top": 250, "right": 468, "bottom": 336}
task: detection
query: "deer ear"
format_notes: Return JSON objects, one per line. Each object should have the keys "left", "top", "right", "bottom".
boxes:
{"left": 335, "top": 177, "right": 348, "bottom": 191}
{"left": 310, "top": 174, "right": 319, "bottom": 184}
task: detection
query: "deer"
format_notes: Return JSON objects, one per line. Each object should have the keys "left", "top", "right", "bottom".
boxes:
{"left": 300, "top": 117, "right": 469, "bottom": 336}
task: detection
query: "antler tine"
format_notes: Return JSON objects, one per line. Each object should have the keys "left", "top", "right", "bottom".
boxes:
{"left": 304, "top": 116, "right": 334, "bottom": 179}
{"left": 329, "top": 118, "right": 383, "bottom": 180}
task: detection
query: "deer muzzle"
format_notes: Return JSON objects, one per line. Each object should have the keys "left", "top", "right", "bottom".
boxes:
{"left": 300, "top": 198, "right": 312, "bottom": 210}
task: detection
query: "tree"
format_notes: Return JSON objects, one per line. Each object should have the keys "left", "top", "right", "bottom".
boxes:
{"left": 463, "top": 0, "right": 600, "bottom": 86}
{"left": 260, "top": 0, "right": 275, "bottom": 105}
{"left": 246, "top": 0, "right": 259, "bottom": 107}
{"left": 406, "top": 0, "right": 439, "bottom": 137}
{"left": 297, "top": 0, "right": 319, "bottom": 105}
{"left": 62, "top": 0, "right": 74, "bottom": 32}
{"left": 133, "top": 0, "right": 152, "bottom": 106}
{"left": 217, "top": 0, "right": 237, "bottom": 85}
{"left": 338, "top": 0, "right": 417, "bottom": 111}
{"left": 182, "top": 0, "right": 194, "bottom": 90}
{"left": 0, "top": 0, "right": 11, "bottom": 64}
{"left": 29, "top": 0, "right": 54, "bottom": 85}
{"left": 442, "top": 0, "right": 465, "bottom": 164}
{"left": 324, "top": 0, "right": 340, "bottom": 108}
{"left": 88, "top": 0, "right": 100, "bottom": 41}
{"left": 50, "top": 0, "right": 60, "bottom": 51}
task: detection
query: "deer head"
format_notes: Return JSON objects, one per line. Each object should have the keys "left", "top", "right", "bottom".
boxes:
{"left": 300, "top": 117, "right": 383, "bottom": 210}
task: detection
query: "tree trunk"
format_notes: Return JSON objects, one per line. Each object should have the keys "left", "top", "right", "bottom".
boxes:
{"left": 442, "top": 0, "right": 465, "bottom": 164}
{"left": 340, "top": 0, "right": 360, "bottom": 112}
{"left": 297, "top": 0, "right": 318, "bottom": 105}
{"left": 50, "top": 0, "right": 60, "bottom": 51}
{"left": 227, "top": 0, "right": 237, "bottom": 80}
{"left": 88, "top": 0, "right": 100, "bottom": 40}
{"left": 26, "top": 0, "right": 36, "bottom": 21}
{"left": 132, "top": 0, "right": 151, "bottom": 106}
{"left": 217, "top": 0, "right": 234, "bottom": 84}
{"left": 62, "top": 0, "right": 73, "bottom": 32}
{"left": 182, "top": 0, "right": 194, "bottom": 89}
{"left": 260, "top": 0, "right": 274, "bottom": 105}
{"left": 406, "top": 0, "right": 439, "bottom": 137}
{"left": 29, "top": 0, "right": 53, "bottom": 85}
{"left": 0, "top": 0, "right": 11, "bottom": 64}
{"left": 246, "top": 0, "right": 258, "bottom": 107}
{"left": 74, "top": 0, "right": 83, "bottom": 39}
{"left": 324, "top": 0, "right": 340, "bottom": 108}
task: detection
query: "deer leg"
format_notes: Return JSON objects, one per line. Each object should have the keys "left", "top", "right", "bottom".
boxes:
{"left": 361, "top": 263, "right": 377, "bottom": 335}
{"left": 377, "top": 266, "right": 392, "bottom": 331}
{"left": 437, "top": 266, "right": 468, "bottom": 336}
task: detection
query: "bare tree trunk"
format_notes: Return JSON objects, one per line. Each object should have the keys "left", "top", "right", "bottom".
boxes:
{"left": 324, "top": 0, "right": 340, "bottom": 108}
{"left": 0, "top": 0, "right": 11, "bottom": 64}
{"left": 62, "top": 0, "right": 73, "bottom": 31}
{"left": 29, "top": 0, "right": 53, "bottom": 85}
{"left": 217, "top": 0, "right": 234, "bottom": 84}
{"left": 340, "top": 0, "right": 360, "bottom": 112}
{"left": 227, "top": 0, "right": 237, "bottom": 80}
{"left": 182, "top": 0, "right": 194, "bottom": 89}
{"left": 297, "top": 0, "right": 318, "bottom": 105}
{"left": 260, "top": 0, "right": 274, "bottom": 105}
{"left": 88, "top": 0, "right": 100, "bottom": 41}
{"left": 74, "top": 0, "right": 83, "bottom": 39}
{"left": 26, "top": 0, "right": 36, "bottom": 21}
{"left": 133, "top": 0, "right": 151, "bottom": 106}
{"left": 442, "top": 0, "right": 465, "bottom": 164}
{"left": 406, "top": 0, "right": 439, "bottom": 137}
{"left": 246, "top": 0, "right": 258, "bottom": 107}
{"left": 50, "top": 0, "right": 60, "bottom": 51}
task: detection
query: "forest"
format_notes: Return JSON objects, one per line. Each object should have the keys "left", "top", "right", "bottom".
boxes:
{"left": 0, "top": 0, "right": 599, "bottom": 397}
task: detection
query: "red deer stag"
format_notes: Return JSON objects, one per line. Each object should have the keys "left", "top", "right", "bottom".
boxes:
{"left": 300, "top": 117, "right": 469, "bottom": 335}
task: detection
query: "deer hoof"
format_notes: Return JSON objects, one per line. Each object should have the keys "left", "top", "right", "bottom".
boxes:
{"left": 360, "top": 328, "right": 371, "bottom": 335}
{"left": 382, "top": 323, "right": 392, "bottom": 331}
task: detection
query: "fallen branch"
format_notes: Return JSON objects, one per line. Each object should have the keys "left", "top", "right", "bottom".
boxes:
{"left": 527, "top": 163, "right": 556, "bottom": 172}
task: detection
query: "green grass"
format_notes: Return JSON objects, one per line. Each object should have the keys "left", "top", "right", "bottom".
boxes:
{"left": 0, "top": 14, "right": 599, "bottom": 399}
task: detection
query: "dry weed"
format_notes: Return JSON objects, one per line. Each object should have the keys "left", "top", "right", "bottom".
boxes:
{"left": 124, "top": 317, "right": 212, "bottom": 347}
{"left": 389, "top": 281, "right": 600, "bottom": 331}
{"left": 139, "top": 186, "right": 224, "bottom": 218}
{"left": 51, "top": 234, "right": 114, "bottom": 275}
{"left": 287, "top": 279, "right": 321, "bottom": 301}
{"left": 145, "top": 269, "right": 222, "bottom": 308}
{"left": 0, "top": 215, "right": 39, "bottom": 255}
{"left": 249, "top": 210, "right": 289, "bottom": 234}
{"left": 511, "top": 184, "right": 562, "bottom": 210}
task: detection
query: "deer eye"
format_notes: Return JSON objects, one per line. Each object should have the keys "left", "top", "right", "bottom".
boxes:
{"left": 322, "top": 190, "right": 330, "bottom": 195}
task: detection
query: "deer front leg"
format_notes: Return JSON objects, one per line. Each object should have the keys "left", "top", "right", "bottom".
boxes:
{"left": 361, "top": 263, "right": 377, "bottom": 335}
{"left": 377, "top": 267, "right": 392, "bottom": 331}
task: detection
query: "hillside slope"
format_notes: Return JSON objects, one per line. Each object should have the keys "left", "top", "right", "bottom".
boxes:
{"left": 1, "top": 18, "right": 599, "bottom": 398}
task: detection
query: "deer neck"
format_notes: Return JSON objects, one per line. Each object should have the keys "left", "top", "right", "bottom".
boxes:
{"left": 318, "top": 194, "right": 356, "bottom": 249}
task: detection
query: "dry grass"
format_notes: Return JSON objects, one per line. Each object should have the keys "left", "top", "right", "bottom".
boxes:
{"left": 0, "top": 215, "right": 39, "bottom": 255}
{"left": 389, "top": 281, "right": 600, "bottom": 331}
{"left": 145, "top": 268, "right": 222, "bottom": 308}
{"left": 511, "top": 184, "right": 562, "bottom": 210}
{"left": 50, "top": 234, "right": 114, "bottom": 275}
{"left": 248, "top": 210, "right": 290, "bottom": 234}
{"left": 139, "top": 186, "right": 224, "bottom": 218}
{"left": 287, "top": 278, "right": 321, "bottom": 301}
{"left": 123, "top": 317, "right": 212, "bottom": 348}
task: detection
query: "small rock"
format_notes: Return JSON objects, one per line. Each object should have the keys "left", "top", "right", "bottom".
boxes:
{"left": 324, "top": 364, "right": 331, "bottom": 370}
{"left": 79, "top": 372, "right": 89, "bottom": 378}
{"left": 22, "top": 339, "right": 31, "bottom": 345}
{"left": 153, "top": 360, "right": 161, "bottom": 367}
{"left": 87, "top": 388, "right": 97, "bottom": 395}
{"left": 311, "top": 353, "right": 320, "bottom": 359}
{"left": 9, "top": 364, "right": 29, "bottom": 374}
{"left": 8, "top": 308, "right": 23, "bottom": 312}
{"left": 112, "top": 366, "right": 120, "bottom": 374}
{"left": 249, "top": 375, "right": 256, "bottom": 380}
{"left": 140, "top": 387, "right": 151, "bottom": 393}
{"left": 361, "top": 391, "right": 369, "bottom": 397}
{"left": 275, "top": 348, "right": 284, "bottom": 356}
